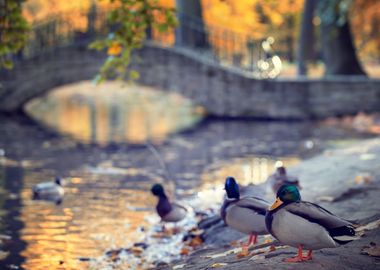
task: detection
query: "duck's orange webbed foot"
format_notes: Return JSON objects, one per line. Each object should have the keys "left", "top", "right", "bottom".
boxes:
{"left": 302, "top": 250, "right": 313, "bottom": 261}
{"left": 283, "top": 245, "right": 312, "bottom": 263}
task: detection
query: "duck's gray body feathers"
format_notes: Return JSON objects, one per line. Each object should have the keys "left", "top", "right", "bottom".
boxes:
{"left": 161, "top": 202, "right": 187, "bottom": 222}
{"left": 222, "top": 196, "right": 269, "bottom": 235}
{"left": 33, "top": 182, "right": 65, "bottom": 202}
{"left": 266, "top": 201, "right": 356, "bottom": 250}
{"left": 157, "top": 196, "right": 187, "bottom": 223}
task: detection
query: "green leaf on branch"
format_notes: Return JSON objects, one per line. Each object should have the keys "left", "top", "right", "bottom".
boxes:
{"left": 89, "top": 0, "right": 177, "bottom": 83}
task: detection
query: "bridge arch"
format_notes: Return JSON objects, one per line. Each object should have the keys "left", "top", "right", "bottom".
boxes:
{"left": 1, "top": 9, "right": 380, "bottom": 119}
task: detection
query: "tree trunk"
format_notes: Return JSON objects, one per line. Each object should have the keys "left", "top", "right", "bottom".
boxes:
{"left": 175, "top": 0, "right": 209, "bottom": 48}
{"left": 321, "top": 19, "right": 366, "bottom": 76}
{"left": 286, "top": 15, "right": 295, "bottom": 62}
{"left": 297, "top": 0, "right": 317, "bottom": 76}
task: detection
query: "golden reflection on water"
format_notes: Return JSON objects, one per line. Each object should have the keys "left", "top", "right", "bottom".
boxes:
{"left": 25, "top": 81, "right": 204, "bottom": 145}
{"left": 19, "top": 171, "right": 157, "bottom": 270}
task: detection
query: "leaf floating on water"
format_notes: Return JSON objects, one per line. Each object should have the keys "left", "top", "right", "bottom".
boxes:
{"left": 0, "top": 251, "right": 9, "bottom": 260}
{"left": 0, "top": 234, "right": 11, "bottom": 241}
{"left": 211, "top": 263, "right": 228, "bottom": 268}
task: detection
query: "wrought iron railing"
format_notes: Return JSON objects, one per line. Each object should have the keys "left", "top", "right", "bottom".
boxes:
{"left": 19, "top": 6, "right": 282, "bottom": 78}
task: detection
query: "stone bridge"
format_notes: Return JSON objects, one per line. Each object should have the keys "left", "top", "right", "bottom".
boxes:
{"left": 1, "top": 10, "right": 380, "bottom": 119}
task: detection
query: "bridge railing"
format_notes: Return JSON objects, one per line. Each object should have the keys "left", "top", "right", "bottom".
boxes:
{"left": 148, "top": 12, "right": 282, "bottom": 78}
{"left": 18, "top": 6, "right": 282, "bottom": 78}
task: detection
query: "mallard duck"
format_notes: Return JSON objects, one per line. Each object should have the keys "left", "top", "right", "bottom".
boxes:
{"left": 266, "top": 184, "right": 356, "bottom": 262}
{"left": 151, "top": 184, "right": 187, "bottom": 223}
{"left": 32, "top": 177, "right": 64, "bottom": 204}
{"left": 267, "top": 166, "right": 301, "bottom": 194}
{"left": 221, "top": 177, "right": 269, "bottom": 249}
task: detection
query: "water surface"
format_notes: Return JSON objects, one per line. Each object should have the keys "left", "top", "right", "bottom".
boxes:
{"left": 0, "top": 82, "right": 374, "bottom": 269}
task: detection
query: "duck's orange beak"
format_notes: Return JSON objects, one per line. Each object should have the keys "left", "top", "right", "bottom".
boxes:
{"left": 269, "top": 197, "right": 283, "bottom": 210}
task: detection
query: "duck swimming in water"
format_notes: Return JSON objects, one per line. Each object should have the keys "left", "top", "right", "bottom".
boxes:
{"left": 266, "top": 184, "right": 356, "bottom": 262}
{"left": 221, "top": 177, "right": 270, "bottom": 251}
{"left": 32, "top": 176, "right": 64, "bottom": 204}
{"left": 151, "top": 184, "right": 187, "bottom": 223}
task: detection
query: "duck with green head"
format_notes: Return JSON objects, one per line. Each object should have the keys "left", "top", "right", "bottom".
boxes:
{"left": 221, "top": 177, "right": 270, "bottom": 250}
{"left": 266, "top": 184, "right": 356, "bottom": 262}
{"left": 151, "top": 184, "right": 187, "bottom": 223}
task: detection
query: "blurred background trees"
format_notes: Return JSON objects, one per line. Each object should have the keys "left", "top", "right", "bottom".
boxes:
{"left": 0, "top": 0, "right": 29, "bottom": 69}
{"left": 2, "top": 0, "right": 380, "bottom": 77}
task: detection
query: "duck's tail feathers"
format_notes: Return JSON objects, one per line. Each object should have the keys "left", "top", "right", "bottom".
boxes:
{"left": 330, "top": 225, "right": 359, "bottom": 245}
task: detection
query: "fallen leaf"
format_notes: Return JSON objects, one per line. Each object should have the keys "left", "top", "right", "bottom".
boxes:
{"left": 180, "top": 247, "right": 190, "bottom": 256}
{"left": 173, "top": 264, "right": 186, "bottom": 269}
{"left": 356, "top": 220, "right": 380, "bottom": 233}
{"left": 189, "top": 236, "right": 203, "bottom": 247}
{"left": 236, "top": 247, "right": 250, "bottom": 258}
{"left": 230, "top": 240, "right": 238, "bottom": 247}
{"left": 107, "top": 250, "right": 120, "bottom": 262}
{"left": 269, "top": 245, "right": 276, "bottom": 252}
{"left": 130, "top": 246, "right": 144, "bottom": 255}
{"left": 211, "top": 263, "right": 228, "bottom": 268}
{"left": 264, "top": 238, "right": 273, "bottom": 244}
{"left": 361, "top": 245, "right": 380, "bottom": 257}
{"left": 203, "top": 248, "right": 241, "bottom": 259}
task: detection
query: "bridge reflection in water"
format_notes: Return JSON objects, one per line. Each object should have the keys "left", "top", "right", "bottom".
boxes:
{"left": 25, "top": 81, "right": 205, "bottom": 145}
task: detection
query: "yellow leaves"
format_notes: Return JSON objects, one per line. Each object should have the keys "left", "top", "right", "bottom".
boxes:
{"left": 188, "top": 235, "right": 204, "bottom": 248}
{"left": 180, "top": 247, "right": 190, "bottom": 256}
{"left": 107, "top": 42, "right": 122, "bottom": 56}
{"left": 236, "top": 247, "right": 250, "bottom": 258}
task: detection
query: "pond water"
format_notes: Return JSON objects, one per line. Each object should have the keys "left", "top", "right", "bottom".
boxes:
{"left": 0, "top": 81, "right": 374, "bottom": 270}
